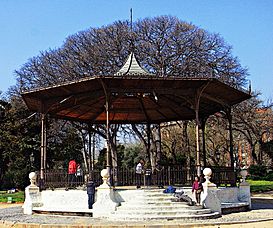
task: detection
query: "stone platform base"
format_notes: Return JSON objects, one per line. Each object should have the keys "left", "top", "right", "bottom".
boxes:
{"left": 110, "top": 188, "right": 221, "bottom": 220}
{"left": 32, "top": 189, "right": 92, "bottom": 215}
{"left": 31, "top": 186, "right": 251, "bottom": 220}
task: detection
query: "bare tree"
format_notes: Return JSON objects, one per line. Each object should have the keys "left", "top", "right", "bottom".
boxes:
{"left": 15, "top": 16, "right": 249, "bottom": 171}
{"left": 16, "top": 16, "right": 247, "bottom": 92}
{"left": 232, "top": 92, "right": 273, "bottom": 165}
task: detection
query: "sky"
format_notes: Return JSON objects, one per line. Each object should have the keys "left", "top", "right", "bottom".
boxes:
{"left": 0, "top": 0, "right": 272, "bottom": 102}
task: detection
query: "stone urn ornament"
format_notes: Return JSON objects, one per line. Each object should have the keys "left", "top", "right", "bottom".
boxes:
{"left": 100, "top": 168, "right": 110, "bottom": 188}
{"left": 203, "top": 168, "right": 212, "bottom": 183}
{"left": 203, "top": 167, "right": 216, "bottom": 188}
{"left": 29, "top": 172, "right": 37, "bottom": 186}
{"left": 240, "top": 169, "right": 248, "bottom": 182}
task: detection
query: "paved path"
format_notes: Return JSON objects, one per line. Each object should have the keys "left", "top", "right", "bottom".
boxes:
{"left": 0, "top": 193, "right": 273, "bottom": 227}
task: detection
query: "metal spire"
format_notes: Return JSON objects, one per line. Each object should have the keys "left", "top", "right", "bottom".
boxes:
{"left": 114, "top": 8, "right": 154, "bottom": 76}
{"left": 130, "top": 8, "right": 133, "bottom": 33}
{"left": 248, "top": 80, "right": 252, "bottom": 94}
{"left": 129, "top": 8, "right": 134, "bottom": 52}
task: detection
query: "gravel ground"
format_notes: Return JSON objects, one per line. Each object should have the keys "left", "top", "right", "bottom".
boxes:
{"left": 0, "top": 198, "right": 273, "bottom": 226}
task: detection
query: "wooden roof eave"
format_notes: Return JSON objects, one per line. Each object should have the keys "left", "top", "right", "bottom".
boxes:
{"left": 21, "top": 76, "right": 251, "bottom": 124}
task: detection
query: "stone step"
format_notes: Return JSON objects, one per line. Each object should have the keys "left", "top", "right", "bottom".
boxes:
{"left": 138, "top": 188, "right": 189, "bottom": 192}
{"left": 117, "top": 204, "right": 203, "bottom": 211}
{"left": 131, "top": 193, "right": 194, "bottom": 203}
{"left": 33, "top": 207, "right": 93, "bottom": 217}
{"left": 134, "top": 193, "right": 175, "bottom": 198}
{"left": 143, "top": 188, "right": 188, "bottom": 191}
{"left": 121, "top": 200, "right": 191, "bottom": 206}
{"left": 128, "top": 197, "right": 174, "bottom": 202}
{"left": 115, "top": 208, "right": 212, "bottom": 215}
{"left": 133, "top": 191, "right": 193, "bottom": 199}
{"left": 143, "top": 188, "right": 191, "bottom": 192}
{"left": 108, "top": 188, "right": 220, "bottom": 221}
{"left": 110, "top": 212, "right": 221, "bottom": 221}
{"left": 135, "top": 189, "right": 192, "bottom": 195}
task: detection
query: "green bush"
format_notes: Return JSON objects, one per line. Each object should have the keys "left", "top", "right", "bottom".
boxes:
{"left": 248, "top": 180, "right": 273, "bottom": 193}
{"left": 0, "top": 191, "right": 25, "bottom": 203}
{"left": 1, "top": 168, "right": 29, "bottom": 190}
{"left": 265, "top": 173, "right": 273, "bottom": 181}
{"left": 248, "top": 175, "right": 262, "bottom": 180}
{"left": 248, "top": 165, "right": 267, "bottom": 177}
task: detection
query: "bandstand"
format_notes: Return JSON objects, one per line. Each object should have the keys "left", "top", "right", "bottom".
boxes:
{"left": 21, "top": 52, "right": 251, "bottom": 219}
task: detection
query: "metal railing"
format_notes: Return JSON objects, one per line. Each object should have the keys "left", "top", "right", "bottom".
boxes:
{"left": 38, "top": 166, "right": 236, "bottom": 189}
{"left": 210, "top": 166, "right": 237, "bottom": 186}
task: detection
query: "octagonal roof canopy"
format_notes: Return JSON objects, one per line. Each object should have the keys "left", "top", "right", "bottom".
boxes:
{"left": 21, "top": 75, "right": 251, "bottom": 124}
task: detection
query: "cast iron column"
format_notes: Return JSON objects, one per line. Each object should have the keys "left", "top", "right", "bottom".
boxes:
{"left": 88, "top": 127, "right": 92, "bottom": 180}
{"left": 201, "top": 118, "right": 207, "bottom": 168}
{"left": 195, "top": 111, "right": 201, "bottom": 177}
{"left": 92, "top": 131, "right": 95, "bottom": 174}
{"left": 99, "top": 78, "right": 112, "bottom": 184}
{"left": 40, "top": 113, "right": 46, "bottom": 189}
{"left": 194, "top": 82, "right": 210, "bottom": 177}
{"left": 105, "top": 99, "right": 111, "bottom": 177}
{"left": 227, "top": 108, "right": 235, "bottom": 170}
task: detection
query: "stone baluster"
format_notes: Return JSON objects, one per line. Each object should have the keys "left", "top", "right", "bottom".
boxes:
{"left": 201, "top": 168, "right": 221, "bottom": 214}
{"left": 92, "top": 169, "right": 119, "bottom": 218}
{"left": 239, "top": 169, "right": 251, "bottom": 209}
{"left": 23, "top": 172, "right": 42, "bottom": 215}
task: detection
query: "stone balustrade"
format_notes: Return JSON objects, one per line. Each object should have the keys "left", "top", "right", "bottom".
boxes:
{"left": 24, "top": 167, "right": 251, "bottom": 218}
{"left": 201, "top": 168, "right": 251, "bottom": 214}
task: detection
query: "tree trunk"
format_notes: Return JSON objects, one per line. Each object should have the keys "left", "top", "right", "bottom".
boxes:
{"left": 154, "top": 124, "right": 161, "bottom": 166}
{"left": 80, "top": 130, "right": 89, "bottom": 173}
{"left": 109, "top": 140, "right": 118, "bottom": 186}
{"left": 109, "top": 125, "right": 119, "bottom": 186}
{"left": 226, "top": 109, "right": 235, "bottom": 170}
{"left": 181, "top": 121, "right": 191, "bottom": 168}
{"left": 132, "top": 124, "right": 157, "bottom": 172}
{"left": 251, "top": 142, "right": 258, "bottom": 164}
{"left": 149, "top": 147, "right": 157, "bottom": 172}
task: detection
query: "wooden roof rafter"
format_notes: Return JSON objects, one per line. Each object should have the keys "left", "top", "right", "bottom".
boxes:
{"left": 22, "top": 76, "right": 251, "bottom": 124}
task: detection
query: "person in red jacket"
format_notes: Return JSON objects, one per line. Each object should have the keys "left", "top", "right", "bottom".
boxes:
{"left": 192, "top": 176, "right": 203, "bottom": 206}
{"left": 68, "top": 159, "right": 77, "bottom": 189}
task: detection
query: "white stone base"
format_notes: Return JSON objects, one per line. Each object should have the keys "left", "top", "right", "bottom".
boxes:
{"left": 34, "top": 189, "right": 91, "bottom": 212}
{"left": 30, "top": 184, "right": 251, "bottom": 218}
{"left": 92, "top": 186, "right": 119, "bottom": 218}
{"left": 239, "top": 182, "right": 251, "bottom": 209}
{"left": 23, "top": 185, "right": 42, "bottom": 215}
{"left": 201, "top": 183, "right": 251, "bottom": 214}
{"left": 202, "top": 188, "right": 222, "bottom": 214}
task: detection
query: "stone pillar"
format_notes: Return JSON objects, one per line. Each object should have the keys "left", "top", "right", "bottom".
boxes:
{"left": 23, "top": 172, "right": 42, "bottom": 215}
{"left": 92, "top": 169, "right": 119, "bottom": 218}
{"left": 201, "top": 168, "right": 221, "bottom": 214}
{"left": 238, "top": 169, "right": 251, "bottom": 209}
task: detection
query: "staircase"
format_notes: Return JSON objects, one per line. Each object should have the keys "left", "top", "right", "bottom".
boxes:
{"left": 110, "top": 189, "right": 221, "bottom": 220}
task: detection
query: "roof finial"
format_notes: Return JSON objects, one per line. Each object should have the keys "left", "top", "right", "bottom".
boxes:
{"left": 113, "top": 8, "right": 154, "bottom": 77}
{"left": 130, "top": 8, "right": 133, "bottom": 33}
{"left": 130, "top": 8, "right": 134, "bottom": 52}
{"left": 248, "top": 80, "right": 252, "bottom": 94}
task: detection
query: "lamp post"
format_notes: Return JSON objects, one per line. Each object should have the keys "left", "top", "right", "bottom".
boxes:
{"left": 216, "top": 150, "right": 221, "bottom": 186}
{"left": 30, "top": 152, "right": 35, "bottom": 169}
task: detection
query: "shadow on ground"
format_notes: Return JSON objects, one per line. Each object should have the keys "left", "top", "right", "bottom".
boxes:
{"left": 252, "top": 198, "right": 273, "bottom": 210}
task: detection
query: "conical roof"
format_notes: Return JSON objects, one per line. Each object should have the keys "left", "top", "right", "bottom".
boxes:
{"left": 115, "top": 52, "right": 153, "bottom": 76}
